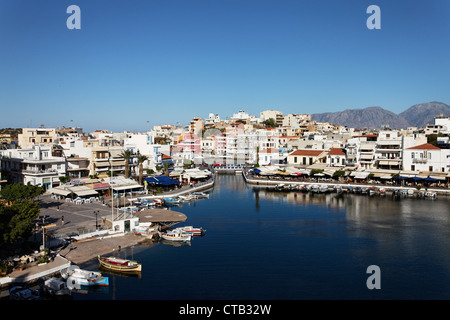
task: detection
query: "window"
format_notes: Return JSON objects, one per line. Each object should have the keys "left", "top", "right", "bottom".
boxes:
{"left": 309, "top": 158, "right": 313, "bottom": 165}
{"left": 411, "top": 153, "right": 414, "bottom": 159}
{"left": 429, "top": 166, "right": 433, "bottom": 172}
{"left": 294, "top": 156, "right": 297, "bottom": 163}
{"left": 303, "top": 157, "right": 306, "bottom": 165}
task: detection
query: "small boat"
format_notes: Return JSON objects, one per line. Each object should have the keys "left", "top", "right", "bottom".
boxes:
{"left": 425, "top": 191, "right": 437, "bottom": 199}
{"left": 9, "top": 286, "right": 41, "bottom": 300}
{"left": 158, "top": 229, "right": 192, "bottom": 242}
{"left": 152, "top": 199, "right": 164, "bottom": 206}
{"left": 163, "top": 197, "right": 182, "bottom": 206}
{"left": 407, "top": 189, "right": 415, "bottom": 196}
{"left": 319, "top": 185, "right": 329, "bottom": 193}
{"left": 174, "top": 226, "right": 206, "bottom": 236}
{"left": 178, "top": 194, "right": 195, "bottom": 202}
{"left": 310, "top": 185, "right": 320, "bottom": 193}
{"left": 61, "top": 265, "right": 109, "bottom": 288}
{"left": 133, "top": 222, "right": 155, "bottom": 239}
{"left": 191, "top": 192, "right": 209, "bottom": 198}
{"left": 98, "top": 256, "right": 142, "bottom": 273}
{"left": 378, "top": 187, "right": 386, "bottom": 196}
{"left": 38, "top": 276, "right": 72, "bottom": 299}
{"left": 368, "top": 188, "right": 377, "bottom": 196}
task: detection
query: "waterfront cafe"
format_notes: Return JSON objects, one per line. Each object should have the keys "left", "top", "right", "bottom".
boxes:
{"left": 107, "top": 177, "right": 144, "bottom": 197}
{"left": 50, "top": 184, "right": 99, "bottom": 199}
{"left": 145, "top": 175, "right": 181, "bottom": 192}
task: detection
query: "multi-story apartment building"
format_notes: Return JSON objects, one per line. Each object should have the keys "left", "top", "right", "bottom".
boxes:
{"left": 260, "top": 110, "right": 284, "bottom": 126}
{"left": 374, "top": 130, "right": 403, "bottom": 170}
{"left": 18, "top": 128, "right": 58, "bottom": 147}
{"left": 0, "top": 145, "right": 66, "bottom": 189}
{"left": 345, "top": 134, "right": 377, "bottom": 169}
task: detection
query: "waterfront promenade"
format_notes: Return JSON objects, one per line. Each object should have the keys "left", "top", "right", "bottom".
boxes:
{"left": 243, "top": 171, "right": 450, "bottom": 195}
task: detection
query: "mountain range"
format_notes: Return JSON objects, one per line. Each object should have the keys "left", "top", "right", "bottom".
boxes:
{"left": 311, "top": 101, "right": 450, "bottom": 129}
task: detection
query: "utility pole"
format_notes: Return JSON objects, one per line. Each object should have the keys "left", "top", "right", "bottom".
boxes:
{"left": 39, "top": 215, "right": 55, "bottom": 251}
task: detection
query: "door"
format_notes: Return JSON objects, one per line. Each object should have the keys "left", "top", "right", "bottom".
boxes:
{"left": 124, "top": 220, "right": 130, "bottom": 232}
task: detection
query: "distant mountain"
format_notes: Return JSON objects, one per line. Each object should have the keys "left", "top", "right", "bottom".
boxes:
{"left": 311, "top": 102, "right": 450, "bottom": 129}
{"left": 399, "top": 102, "right": 450, "bottom": 128}
{"left": 311, "top": 106, "right": 410, "bottom": 129}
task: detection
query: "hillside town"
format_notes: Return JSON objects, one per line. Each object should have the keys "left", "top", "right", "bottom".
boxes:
{"left": 1, "top": 109, "right": 450, "bottom": 191}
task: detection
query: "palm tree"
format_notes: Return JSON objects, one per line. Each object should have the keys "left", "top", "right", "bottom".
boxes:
{"left": 137, "top": 155, "right": 148, "bottom": 185}
{"left": 120, "top": 150, "right": 133, "bottom": 178}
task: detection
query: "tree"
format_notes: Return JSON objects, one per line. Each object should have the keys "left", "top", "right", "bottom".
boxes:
{"left": 120, "top": 150, "right": 133, "bottom": 178}
{"left": 0, "top": 183, "right": 44, "bottom": 203}
{"left": 0, "top": 183, "right": 43, "bottom": 248}
{"left": 137, "top": 155, "right": 148, "bottom": 186}
{"left": 262, "top": 118, "right": 277, "bottom": 128}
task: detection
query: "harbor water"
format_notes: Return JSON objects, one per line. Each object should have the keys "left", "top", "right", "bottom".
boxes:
{"left": 78, "top": 175, "right": 450, "bottom": 300}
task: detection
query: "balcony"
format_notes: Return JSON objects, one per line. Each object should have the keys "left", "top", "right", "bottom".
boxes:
{"left": 412, "top": 158, "right": 427, "bottom": 164}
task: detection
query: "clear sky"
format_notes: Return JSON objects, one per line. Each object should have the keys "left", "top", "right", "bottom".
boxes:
{"left": 0, "top": 0, "right": 449, "bottom": 132}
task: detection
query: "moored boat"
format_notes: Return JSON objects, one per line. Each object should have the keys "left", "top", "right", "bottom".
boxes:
{"left": 163, "top": 197, "right": 182, "bottom": 206}
{"left": 38, "top": 276, "right": 72, "bottom": 299}
{"left": 9, "top": 286, "right": 41, "bottom": 300}
{"left": 425, "top": 191, "right": 437, "bottom": 199}
{"left": 158, "top": 229, "right": 192, "bottom": 242}
{"left": 62, "top": 265, "right": 109, "bottom": 287}
{"left": 191, "top": 192, "right": 209, "bottom": 198}
{"left": 174, "top": 226, "right": 206, "bottom": 236}
{"left": 133, "top": 222, "right": 155, "bottom": 239}
{"left": 98, "top": 256, "right": 142, "bottom": 273}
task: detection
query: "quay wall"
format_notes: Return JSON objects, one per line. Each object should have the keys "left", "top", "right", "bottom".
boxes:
{"left": 242, "top": 172, "right": 450, "bottom": 195}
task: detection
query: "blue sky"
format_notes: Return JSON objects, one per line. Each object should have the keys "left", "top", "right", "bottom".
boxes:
{"left": 0, "top": 0, "right": 449, "bottom": 132}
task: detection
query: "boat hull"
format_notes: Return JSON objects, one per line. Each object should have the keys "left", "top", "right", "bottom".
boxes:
{"left": 98, "top": 256, "right": 142, "bottom": 272}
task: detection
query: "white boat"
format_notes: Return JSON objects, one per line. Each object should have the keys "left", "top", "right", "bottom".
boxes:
{"left": 174, "top": 226, "right": 206, "bottom": 236}
{"left": 425, "top": 191, "right": 437, "bottom": 199}
{"left": 38, "top": 276, "right": 72, "bottom": 299}
{"left": 319, "top": 185, "right": 329, "bottom": 193}
{"left": 61, "top": 265, "right": 109, "bottom": 288}
{"left": 133, "top": 222, "right": 155, "bottom": 239}
{"left": 178, "top": 194, "right": 195, "bottom": 202}
{"left": 191, "top": 192, "right": 209, "bottom": 198}
{"left": 9, "top": 286, "right": 41, "bottom": 300}
{"left": 159, "top": 229, "right": 192, "bottom": 242}
{"left": 407, "top": 189, "right": 415, "bottom": 196}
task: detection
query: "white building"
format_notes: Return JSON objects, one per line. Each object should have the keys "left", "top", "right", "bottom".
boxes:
{"left": 0, "top": 145, "right": 66, "bottom": 190}
{"left": 403, "top": 143, "right": 450, "bottom": 173}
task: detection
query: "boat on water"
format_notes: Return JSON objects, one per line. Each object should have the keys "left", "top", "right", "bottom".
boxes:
{"left": 163, "top": 197, "right": 182, "bottom": 206}
{"left": 98, "top": 256, "right": 142, "bottom": 273}
{"left": 174, "top": 226, "right": 206, "bottom": 236}
{"left": 159, "top": 229, "right": 192, "bottom": 242}
{"left": 152, "top": 199, "right": 164, "bottom": 206}
{"left": 425, "top": 191, "right": 437, "bottom": 199}
{"left": 178, "top": 194, "right": 195, "bottom": 202}
{"left": 191, "top": 192, "right": 209, "bottom": 198}
{"left": 38, "top": 276, "right": 72, "bottom": 299}
{"left": 133, "top": 222, "right": 155, "bottom": 239}
{"left": 9, "top": 286, "right": 41, "bottom": 300}
{"left": 61, "top": 265, "right": 109, "bottom": 288}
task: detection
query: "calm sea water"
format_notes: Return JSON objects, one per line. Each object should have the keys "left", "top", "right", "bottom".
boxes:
{"left": 77, "top": 175, "right": 450, "bottom": 300}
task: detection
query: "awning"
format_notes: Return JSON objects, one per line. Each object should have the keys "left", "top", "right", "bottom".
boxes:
{"left": 429, "top": 175, "right": 447, "bottom": 181}
{"left": 354, "top": 172, "right": 370, "bottom": 179}
{"left": 380, "top": 175, "right": 392, "bottom": 179}
{"left": 69, "top": 186, "right": 99, "bottom": 197}
{"left": 51, "top": 188, "right": 72, "bottom": 196}
{"left": 112, "top": 184, "right": 143, "bottom": 191}
{"left": 145, "top": 176, "right": 180, "bottom": 185}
